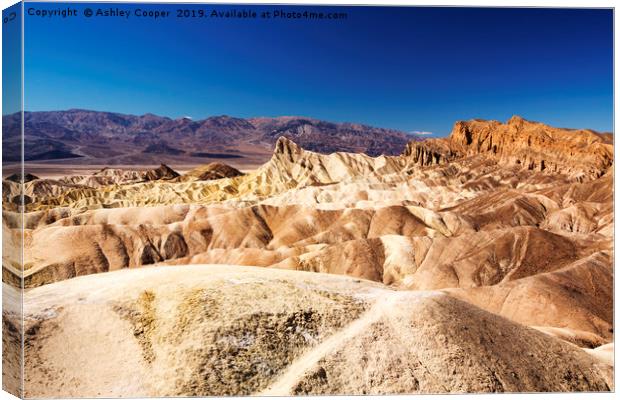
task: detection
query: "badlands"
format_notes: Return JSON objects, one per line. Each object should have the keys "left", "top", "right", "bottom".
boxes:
{"left": 2, "top": 116, "right": 615, "bottom": 396}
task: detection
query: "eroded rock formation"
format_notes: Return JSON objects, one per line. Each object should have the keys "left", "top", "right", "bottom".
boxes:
{"left": 2, "top": 116, "right": 614, "bottom": 396}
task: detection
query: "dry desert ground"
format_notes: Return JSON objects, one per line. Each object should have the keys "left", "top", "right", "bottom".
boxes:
{"left": 2, "top": 116, "right": 615, "bottom": 397}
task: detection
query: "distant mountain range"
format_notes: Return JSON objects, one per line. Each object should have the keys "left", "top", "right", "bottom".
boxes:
{"left": 2, "top": 110, "right": 419, "bottom": 165}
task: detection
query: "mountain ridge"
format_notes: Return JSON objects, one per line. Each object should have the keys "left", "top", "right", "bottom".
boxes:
{"left": 2, "top": 109, "right": 418, "bottom": 165}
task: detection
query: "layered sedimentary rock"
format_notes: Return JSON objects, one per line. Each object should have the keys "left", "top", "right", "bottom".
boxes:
{"left": 177, "top": 162, "right": 244, "bottom": 182}
{"left": 2, "top": 116, "right": 614, "bottom": 396}
{"left": 16, "top": 266, "right": 613, "bottom": 397}
{"left": 409, "top": 116, "right": 613, "bottom": 180}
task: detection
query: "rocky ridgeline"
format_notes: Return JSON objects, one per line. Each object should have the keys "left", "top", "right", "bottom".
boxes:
{"left": 2, "top": 117, "right": 614, "bottom": 212}
{"left": 402, "top": 139, "right": 456, "bottom": 167}
{"left": 405, "top": 116, "right": 613, "bottom": 181}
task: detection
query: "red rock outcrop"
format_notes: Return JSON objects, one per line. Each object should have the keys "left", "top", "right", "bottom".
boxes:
{"left": 407, "top": 116, "right": 613, "bottom": 180}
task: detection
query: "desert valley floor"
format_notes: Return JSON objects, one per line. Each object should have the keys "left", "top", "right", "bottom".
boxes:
{"left": 2, "top": 116, "right": 615, "bottom": 396}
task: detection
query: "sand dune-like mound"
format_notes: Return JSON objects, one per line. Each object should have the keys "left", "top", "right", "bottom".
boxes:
{"left": 177, "top": 162, "right": 244, "bottom": 182}
{"left": 16, "top": 265, "right": 612, "bottom": 397}
{"left": 585, "top": 343, "right": 614, "bottom": 366}
{"left": 445, "top": 250, "right": 613, "bottom": 343}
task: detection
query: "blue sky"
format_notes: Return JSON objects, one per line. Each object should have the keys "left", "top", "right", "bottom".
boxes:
{"left": 3, "top": 3, "right": 22, "bottom": 115}
{"left": 20, "top": 4, "right": 613, "bottom": 135}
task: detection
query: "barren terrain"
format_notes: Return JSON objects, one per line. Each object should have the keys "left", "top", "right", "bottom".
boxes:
{"left": 2, "top": 116, "right": 614, "bottom": 396}
{"left": 2, "top": 110, "right": 416, "bottom": 171}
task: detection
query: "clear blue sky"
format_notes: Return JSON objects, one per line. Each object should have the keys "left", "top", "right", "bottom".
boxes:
{"left": 2, "top": 3, "right": 22, "bottom": 115}
{"left": 21, "top": 3, "right": 613, "bottom": 135}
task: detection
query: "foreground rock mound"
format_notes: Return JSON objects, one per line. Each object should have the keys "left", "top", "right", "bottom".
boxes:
{"left": 17, "top": 265, "right": 612, "bottom": 397}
